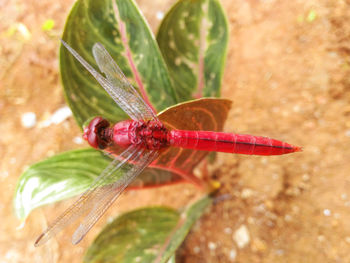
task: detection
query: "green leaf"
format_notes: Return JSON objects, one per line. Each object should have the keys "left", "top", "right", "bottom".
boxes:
{"left": 83, "top": 195, "right": 212, "bottom": 263}
{"left": 14, "top": 149, "right": 109, "bottom": 220}
{"left": 155, "top": 195, "right": 212, "bottom": 262}
{"left": 13, "top": 148, "right": 183, "bottom": 220}
{"left": 13, "top": 99, "right": 230, "bottom": 220}
{"left": 157, "top": 0, "right": 229, "bottom": 100}
{"left": 61, "top": 0, "right": 177, "bottom": 127}
{"left": 167, "top": 255, "right": 176, "bottom": 263}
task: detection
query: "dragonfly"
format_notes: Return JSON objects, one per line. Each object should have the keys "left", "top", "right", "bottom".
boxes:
{"left": 34, "top": 40, "right": 301, "bottom": 246}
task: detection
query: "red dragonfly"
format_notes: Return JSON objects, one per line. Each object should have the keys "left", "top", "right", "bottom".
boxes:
{"left": 35, "top": 40, "right": 301, "bottom": 246}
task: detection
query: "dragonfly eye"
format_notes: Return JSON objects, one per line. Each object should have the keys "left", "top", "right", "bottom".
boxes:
{"left": 83, "top": 117, "right": 111, "bottom": 149}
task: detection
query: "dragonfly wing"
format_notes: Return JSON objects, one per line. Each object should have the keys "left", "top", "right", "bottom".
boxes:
{"left": 71, "top": 148, "right": 159, "bottom": 244}
{"left": 34, "top": 145, "right": 152, "bottom": 246}
{"left": 60, "top": 40, "right": 157, "bottom": 121}
{"left": 92, "top": 43, "right": 157, "bottom": 121}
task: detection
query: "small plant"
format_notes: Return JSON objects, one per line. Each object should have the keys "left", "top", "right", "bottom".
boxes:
{"left": 14, "top": 0, "right": 299, "bottom": 262}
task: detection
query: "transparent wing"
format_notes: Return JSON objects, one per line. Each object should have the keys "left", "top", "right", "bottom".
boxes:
{"left": 60, "top": 40, "right": 157, "bottom": 121}
{"left": 34, "top": 145, "right": 158, "bottom": 246}
{"left": 71, "top": 149, "right": 159, "bottom": 244}
{"left": 92, "top": 43, "right": 157, "bottom": 121}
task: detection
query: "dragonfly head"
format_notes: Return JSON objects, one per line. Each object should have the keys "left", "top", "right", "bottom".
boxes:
{"left": 83, "top": 117, "right": 111, "bottom": 149}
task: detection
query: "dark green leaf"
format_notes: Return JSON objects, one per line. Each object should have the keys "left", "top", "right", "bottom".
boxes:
{"left": 83, "top": 195, "right": 212, "bottom": 263}
{"left": 61, "top": 0, "right": 177, "bottom": 127}
{"left": 157, "top": 0, "right": 229, "bottom": 100}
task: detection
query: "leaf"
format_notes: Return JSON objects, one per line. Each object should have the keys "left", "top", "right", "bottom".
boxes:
{"left": 83, "top": 195, "right": 212, "bottom": 263}
{"left": 13, "top": 148, "right": 183, "bottom": 220}
{"left": 154, "top": 195, "right": 212, "bottom": 263}
{"left": 13, "top": 99, "right": 230, "bottom": 220}
{"left": 155, "top": 98, "right": 231, "bottom": 184}
{"left": 157, "top": 0, "right": 229, "bottom": 100}
{"left": 167, "top": 255, "right": 176, "bottom": 263}
{"left": 61, "top": 0, "right": 177, "bottom": 127}
{"left": 14, "top": 149, "right": 107, "bottom": 220}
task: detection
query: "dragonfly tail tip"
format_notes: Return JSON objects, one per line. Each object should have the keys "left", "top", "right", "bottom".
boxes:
{"left": 294, "top": 146, "right": 303, "bottom": 152}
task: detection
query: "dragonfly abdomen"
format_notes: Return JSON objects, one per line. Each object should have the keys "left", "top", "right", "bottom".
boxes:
{"left": 168, "top": 130, "right": 301, "bottom": 156}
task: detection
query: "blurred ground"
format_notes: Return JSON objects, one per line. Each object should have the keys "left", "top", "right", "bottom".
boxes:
{"left": 1, "top": 0, "right": 350, "bottom": 262}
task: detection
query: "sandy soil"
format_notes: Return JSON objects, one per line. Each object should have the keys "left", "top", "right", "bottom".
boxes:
{"left": 1, "top": 0, "right": 350, "bottom": 262}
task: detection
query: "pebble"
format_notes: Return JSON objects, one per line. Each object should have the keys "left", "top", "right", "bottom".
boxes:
{"left": 318, "top": 235, "right": 325, "bottom": 242}
{"left": 193, "top": 246, "right": 200, "bottom": 254}
{"left": 5, "top": 250, "right": 21, "bottom": 261}
{"left": 40, "top": 106, "right": 72, "bottom": 127}
{"left": 208, "top": 242, "right": 217, "bottom": 250}
{"left": 73, "top": 136, "right": 83, "bottom": 144}
{"left": 251, "top": 238, "right": 267, "bottom": 252}
{"left": 275, "top": 249, "right": 285, "bottom": 256}
{"left": 21, "top": 112, "right": 36, "bottom": 128}
{"left": 345, "top": 130, "right": 350, "bottom": 137}
{"left": 233, "top": 225, "right": 250, "bottom": 249}
{"left": 341, "top": 193, "right": 348, "bottom": 200}
{"left": 284, "top": 214, "right": 292, "bottom": 222}
{"left": 241, "top": 188, "right": 254, "bottom": 199}
{"left": 224, "top": 227, "right": 232, "bottom": 234}
{"left": 156, "top": 11, "right": 164, "bottom": 20}
{"left": 323, "top": 209, "right": 331, "bottom": 216}
{"left": 302, "top": 173, "right": 310, "bottom": 181}
{"left": 229, "top": 249, "right": 237, "bottom": 261}
{"left": 293, "top": 105, "right": 301, "bottom": 112}
{"left": 0, "top": 171, "right": 9, "bottom": 179}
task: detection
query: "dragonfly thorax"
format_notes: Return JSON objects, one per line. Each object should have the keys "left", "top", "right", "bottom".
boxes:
{"left": 113, "top": 120, "right": 169, "bottom": 150}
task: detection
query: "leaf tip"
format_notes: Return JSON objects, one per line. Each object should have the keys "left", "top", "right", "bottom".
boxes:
{"left": 16, "top": 219, "right": 26, "bottom": 230}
